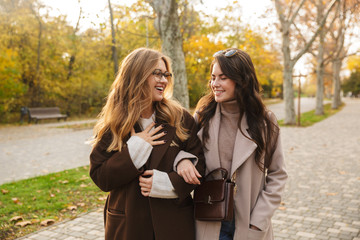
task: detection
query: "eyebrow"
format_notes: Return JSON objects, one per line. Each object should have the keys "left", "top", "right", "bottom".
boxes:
{"left": 211, "top": 73, "right": 226, "bottom": 77}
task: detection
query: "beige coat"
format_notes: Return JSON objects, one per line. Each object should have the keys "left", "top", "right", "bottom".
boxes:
{"left": 195, "top": 104, "right": 287, "bottom": 240}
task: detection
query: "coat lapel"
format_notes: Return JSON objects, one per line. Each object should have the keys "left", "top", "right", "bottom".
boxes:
{"left": 230, "top": 114, "right": 257, "bottom": 177}
{"left": 197, "top": 104, "right": 222, "bottom": 174}
{"left": 197, "top": 105, "right": 258, "bottom": 177}
{"left": 147, "top": 119, "right": 175, "bottom": 170}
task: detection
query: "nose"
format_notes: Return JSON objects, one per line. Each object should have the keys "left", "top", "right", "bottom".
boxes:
{"left": 158, "top": 75, "right": 168, "bottom": 83}
{"left": 211, "top": 78, "right": 220, "bottom": 88}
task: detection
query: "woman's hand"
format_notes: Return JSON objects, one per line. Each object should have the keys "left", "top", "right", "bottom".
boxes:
{"left": 177, "top": 159, "right": 201, "bottom": 185}
{"left": 139, "top": 170, "right": 154, "bottom": 197}
{"left": 131, "top": 122, "right": 167, "bottom": 146}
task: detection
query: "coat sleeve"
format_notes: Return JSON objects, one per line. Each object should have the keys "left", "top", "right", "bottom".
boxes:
{"left": 168, "top": 111, "right": 206, "bottom": 201}
{"left": 89, "top": 131, "right": 143, "bottom": 192}
{"left": 250, "top": 115, "right": 288, "bottom": 231}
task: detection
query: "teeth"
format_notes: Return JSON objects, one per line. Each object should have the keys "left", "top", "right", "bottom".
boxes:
{"left": 156, "top": 87, "right": 164, "bottom": 91}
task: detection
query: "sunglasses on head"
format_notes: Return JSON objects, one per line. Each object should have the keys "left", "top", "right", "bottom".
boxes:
{"left": 152, "top": 69, "right": 172, "bottom": 80}
{"left": 213, "top": 49, "right": 238, "bottom": 58}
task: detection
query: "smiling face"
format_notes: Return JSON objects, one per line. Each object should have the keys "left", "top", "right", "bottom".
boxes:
{"left": 147, "top": 59, "right": 169, "bottom": 102}
{"left": 210, "top": 62, "right": 236, "bottom": 103}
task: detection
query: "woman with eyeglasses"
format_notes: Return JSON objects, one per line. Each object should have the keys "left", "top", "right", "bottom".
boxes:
{"left": 177, "top": 48, "right": 287, "bottom": 240}
{"left": 90, "top": 48, "right": 205, "bottom": 240}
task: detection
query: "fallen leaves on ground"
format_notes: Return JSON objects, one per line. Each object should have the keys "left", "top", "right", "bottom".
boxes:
{"left": 15, "top": 221, "right": 32, "bottom": 227}
{"left": 59, "top": 180, "right": 69, "bottom": 184}
{"left": 67, "top": 206, "right": 77, "bottom": 211}
{"left": 79, "top": 175, "right": 89, "bottom": 181}
{"left": 10, "top": 216, "right": 23, "bottom": 222}
{"left": 40, "top": 219, "right": 55, "bottom": 226}
{"left": 11, "top": 197, "right": 22, "bottom": 205}
{"left": 98, "top": 196, "right": 107, "bottom": 201}
{"left": 1, "top": 189, "right": 9, "bottom": 194}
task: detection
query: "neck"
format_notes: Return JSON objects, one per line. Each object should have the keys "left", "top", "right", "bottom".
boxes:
{"left": 220, "top": 99, "right": 239, "bottom": 114}
{"left": 141, "top": 105, "right": 154, "bottom": 119}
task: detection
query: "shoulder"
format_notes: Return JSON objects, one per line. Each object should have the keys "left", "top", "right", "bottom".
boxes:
{"left": 181, "top": 108, "right": 196, "bottom": 125}
{"left": 94, "top": 128, "right": 113, "bottom": 150}
{"left": 266, "top": 110, "right": 279, "bottom": 127}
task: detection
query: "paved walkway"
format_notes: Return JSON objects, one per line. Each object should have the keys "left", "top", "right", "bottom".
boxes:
{"left": 0, "top": 119, "right": 95, "bottom": 184}
{"left": 9, "top": 98, "right": 360, "bottom": 239}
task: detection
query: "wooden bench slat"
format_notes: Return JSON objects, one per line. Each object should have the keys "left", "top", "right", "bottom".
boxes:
{"left": 28, "top": 107, "right": 67, "bottom": 123}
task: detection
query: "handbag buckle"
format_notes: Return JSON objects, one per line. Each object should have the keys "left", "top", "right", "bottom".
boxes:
{"left": 206, "top": 195, "right": 213, "bottom": 204}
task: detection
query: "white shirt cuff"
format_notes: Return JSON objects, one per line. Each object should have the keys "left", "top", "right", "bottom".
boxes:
{"left": 173, "top": 150, "right": 198, "bottom": 171}
{"left": 149, "top": 169, "right": 178, "bottom": 199}
{"left": 126, "top": 136, "right": 153, "bottom": 169}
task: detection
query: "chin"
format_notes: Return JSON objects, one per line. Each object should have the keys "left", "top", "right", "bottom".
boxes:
{"left": 153, "top": 96, "right": 164, "bottom": 102}
{"left": 214, "top": 97, "right": 224, "bottom": 103}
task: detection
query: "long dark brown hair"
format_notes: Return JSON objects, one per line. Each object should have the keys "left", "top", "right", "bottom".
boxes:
{"left": 195, "top": 48, "right": 279, "bottom": 171}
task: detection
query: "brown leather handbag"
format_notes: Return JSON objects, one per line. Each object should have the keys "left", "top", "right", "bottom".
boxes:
{"left": 194, "top": 168, "right": 235, "bottom": 221}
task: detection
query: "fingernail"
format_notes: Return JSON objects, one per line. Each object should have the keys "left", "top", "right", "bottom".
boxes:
{"left": 161, "top": 124, "right": 165, "bottom": 127}
{"left": 164, "top": 131, "right": 167, "bottom": 134}
{"left": 164, "top": 140, "right": 168, "bottom": 142}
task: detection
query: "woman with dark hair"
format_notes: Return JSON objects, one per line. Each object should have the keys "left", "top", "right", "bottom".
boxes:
{"left": 177, "top": 48, "right": 287, "bottom": 240}
{"left": 90, "top": 48, "right": 205, "bottom": 240}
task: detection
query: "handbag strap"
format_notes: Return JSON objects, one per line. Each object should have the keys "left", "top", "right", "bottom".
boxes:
{"left": 205, "top": 168, "right": 228, "bottom": 180}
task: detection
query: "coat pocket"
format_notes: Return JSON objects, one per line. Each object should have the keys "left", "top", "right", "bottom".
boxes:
{"left": 247, "top": 228, "right": 266, "bottom": 240}
{"left": 105, "top": 209, "right": 126, "bottom": 239}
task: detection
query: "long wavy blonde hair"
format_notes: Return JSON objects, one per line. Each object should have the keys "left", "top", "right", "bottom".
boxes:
{"left": 93, "top": 48, "right": 189, "bottom": 151}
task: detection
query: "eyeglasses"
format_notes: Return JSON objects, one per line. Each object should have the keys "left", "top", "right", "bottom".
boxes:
{"left": 213, "top": 49, "right": 237, "bottom": 58}
{"left": 152, "top": 69, "right": 172, "bottom": 80}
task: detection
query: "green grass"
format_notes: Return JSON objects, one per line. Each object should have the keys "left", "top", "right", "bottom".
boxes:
{"left": 0, "top": 166, "right": 107, "bottom": 240}
{"left": 279, "top": 103, "right": 345, "bottom": 127}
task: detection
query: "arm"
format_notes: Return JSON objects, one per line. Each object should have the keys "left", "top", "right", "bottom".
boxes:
{"left": 168, "top": 111, "right": 206, "bottom": 201}
{"left": 139, "top": 169, "right": 178, "bottom": 198}
{"left": 90, "top": 123, "right": 166, "bottom": 192}
{"left": 249, "top": 128, "right": 288, "bottom": 231}
{"left": 89, "top": 131, "right": 143, "bottom": 192}
{"left": 175, "top": 111, "right": 203, "bottom": 185}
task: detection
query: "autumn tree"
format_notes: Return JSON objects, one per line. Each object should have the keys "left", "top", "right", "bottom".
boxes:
{"left": 274, "top": 0, "right": 339, "bottom": 124}
{"left": 146, "top": 0, "right": 189, "bottom": 108}
{"left": 329, "top": 0, "right": 360, "bottom": 109}
{"left": 342, "top": 56, "right": 360, "bottom": 97}
{"left": 108, "top": 0, "right": 119, "bottom": 75}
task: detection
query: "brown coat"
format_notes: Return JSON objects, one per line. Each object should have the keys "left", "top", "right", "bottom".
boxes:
{"left": 90, "top": 110, "right": 205, "bottom": 240}
{"left": 195, "top": 104, "right": 287, "bottom": 240}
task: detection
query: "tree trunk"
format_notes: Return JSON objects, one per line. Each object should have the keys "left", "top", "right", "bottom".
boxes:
{"left": 331, "top": 0, "right": 347, "bottom": 109}
{"left": 283, "top": 64, "right": 296, "bottom": 124}
{"left": 108, "top": 0, "right": 118, "bottom": 75}
{"left": 282, "top": 28, "right": 296, "bottom": 124}
{"left": 67, "top": 2, "right": 82, "bottom": 82}
{"left": 315, "top": 1, "right": 326, "bottom": 115}
{"left": 34, "top": 10, "right": 42, "bottom": 106}
{"left": 331, "top": 58, "right": 342, "bottom": 109}
{"left": 148, "top": 0, "right": 189, "bottom": 108}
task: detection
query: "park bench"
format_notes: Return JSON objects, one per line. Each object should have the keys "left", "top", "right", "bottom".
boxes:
{"left": 28, "top": 107, "right": 67, "bottom": 123}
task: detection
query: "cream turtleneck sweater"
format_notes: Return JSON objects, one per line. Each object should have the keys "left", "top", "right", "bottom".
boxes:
{"left": 218, "top": 100, "right": 240, "bottom": 178}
